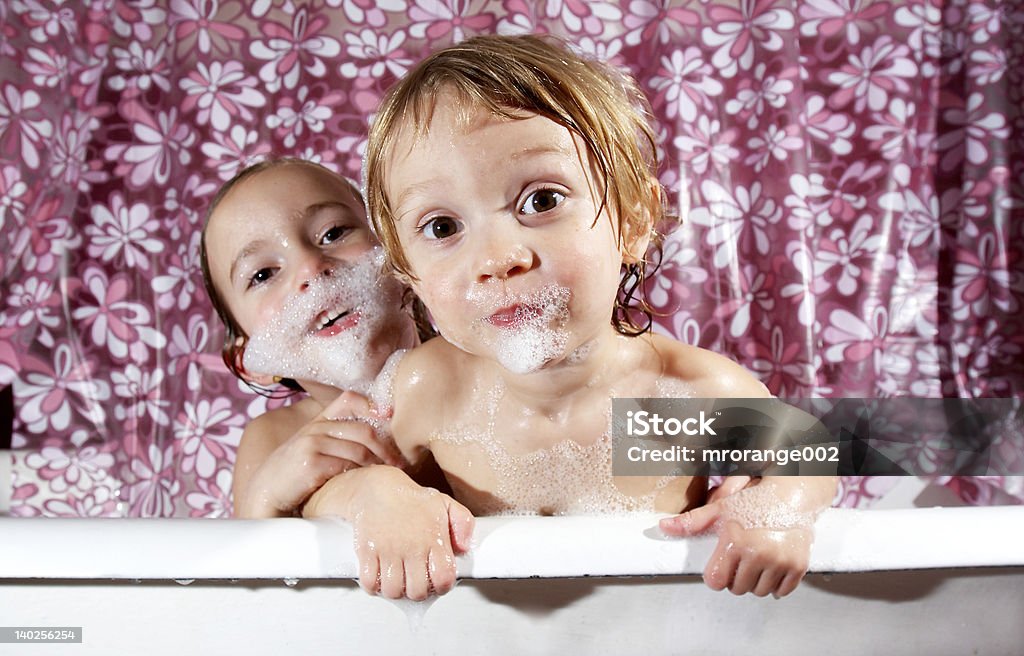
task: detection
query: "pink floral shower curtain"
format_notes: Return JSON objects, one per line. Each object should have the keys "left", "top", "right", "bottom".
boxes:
{"left": 1, "top": 0, "right": 1021, "bottom": 517}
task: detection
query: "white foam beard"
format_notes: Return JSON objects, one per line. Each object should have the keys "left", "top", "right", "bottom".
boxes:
{"left": 465, "top": 284, "right": 572, "bottom": 375}
{"left": 242, "top": 249, "right": 403, "bottom": 392}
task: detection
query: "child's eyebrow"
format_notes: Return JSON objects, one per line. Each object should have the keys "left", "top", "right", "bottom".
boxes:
{"left": 228, "top": 201, "right": 358, "bottom": 282}
{"left": 508, "top": 144, "right": 573, "bottom": 161}
{"left": 393, "top": 180, "right": 441, "bottom": 220}
{"left": 229, "top": 239, "right": 269, "bottom": 283}
{"left": 291, "top": 200, "right": 356, "bottom": 223}
{"left": 391, "top": 145, "right": 575, "bottom": 218}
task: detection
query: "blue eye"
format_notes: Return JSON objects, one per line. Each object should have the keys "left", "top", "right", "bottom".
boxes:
{"left": 422, "top": 216, "right": 461, "bottom": 240}
{"left": 520, "top": 189, "right": 565, "bottom": 215}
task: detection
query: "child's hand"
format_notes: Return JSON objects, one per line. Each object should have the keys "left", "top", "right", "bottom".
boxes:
{"left": 660, "top": 477, "right": 832, "bottom": 598}
{"left": 238, "top": 392, "right": 406, "bottom": 518}
{"left": 348, "top": 467, "right": 475, "bottom": 601}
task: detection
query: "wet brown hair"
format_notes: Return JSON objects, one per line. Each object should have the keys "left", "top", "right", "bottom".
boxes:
{"left": 364, "top": 34, "right": 666, "bottom": 335}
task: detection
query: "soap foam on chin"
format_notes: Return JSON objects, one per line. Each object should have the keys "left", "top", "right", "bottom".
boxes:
{"left": 242, "top": 248, "right": 403, "bottom": 392}
{"left": 467, "top": 284, "right": 572, "bottom": 375}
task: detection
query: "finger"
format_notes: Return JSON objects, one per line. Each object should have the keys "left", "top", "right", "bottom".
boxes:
{"left": 404, "top": 553, "right": 431, "bottom": 602}
{"left": 378, "top": 556, "right": 406, "bottom": 600}
{"left": 297, "top": 458, "right": 358, "bottom": 499}
{"left": 753, "top": 568, "right": 785, "bottom": 598}
{"left": 315, "top": 434, "right": 384, "bottom": 468}
{"left": 321, "top": 390, "right": 373, "bottom": 422}
{"left": 660, "top": 502, "right": 721, "bottom": 537}
{"left": 277, "top": 451, "right": 354, "bottom": 507}
{"left": 428, "top": 544, "right": 458, "bottom": 595}
{"left": 333, "top": 428, "right": 404, "bottom": 467}
{"left": 729, "top": 558, "right": 759, "bottom": 596}
{"left": 358, "top": 548, "right": 381, "bottom": 596}
{"left": 703, "top": 538, "right": 740, "bottom": 591}
{"left": 356, "top": 435, "right": 404, "bottom": 468}
{"left": 320, "top": 419, "right": 405, "bottom": 467}
{"left": 708, "top": 476, "right": 753, "bottom": 503}
{"left": 446, "top": 498, "right": 476, "bottom": 554}
{"left": 425, "top": 499, "right": 461, "bottom": 595}
{"left": 774, "top": 569, "right": 806, "bottom": 598}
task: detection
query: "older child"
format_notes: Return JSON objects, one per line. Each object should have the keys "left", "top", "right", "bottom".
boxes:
{"left": 364, "top": 35, "right": 837, "bottom": 598}
{"left": 201, "top": 160, "right": 474, "bottom": 589}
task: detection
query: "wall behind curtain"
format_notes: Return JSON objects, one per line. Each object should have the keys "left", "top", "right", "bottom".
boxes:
{"left": 1, "top": 0, "right": 1021, "bottom": 516}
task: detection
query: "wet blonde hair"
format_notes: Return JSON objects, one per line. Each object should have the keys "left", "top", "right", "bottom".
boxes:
{"left": 364, "top": 34, "right": 665, "bottom": 334}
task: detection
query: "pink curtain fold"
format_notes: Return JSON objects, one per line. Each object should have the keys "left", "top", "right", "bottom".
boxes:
{"left": 1, "top": 0, "right": 1021, "bottom": 516}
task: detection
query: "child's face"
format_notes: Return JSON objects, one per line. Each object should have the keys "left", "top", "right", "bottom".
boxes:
{"left": 384, "top": 93, "right": 626, "bottom": 374}
{"left": 206, "top": 163, "right": 408, "bottom": 390}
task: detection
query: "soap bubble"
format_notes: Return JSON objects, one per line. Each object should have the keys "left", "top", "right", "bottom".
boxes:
{"left": 242, "top": 248, "right": 404, "bottom": 393}
{"left": 464, "top": 284, "right": 572, "bottom": 374}
{"left": 720, "top": 480, "right": 820, "bottom": 531}
{"left": 431, "top": 382, "right": 677, "bottom": 515}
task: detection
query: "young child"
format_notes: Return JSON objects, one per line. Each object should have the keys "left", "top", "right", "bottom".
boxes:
{"left": 201, "top": 158, "right": 486, "bottom": 601}
{"left": 363, "top": 35, "right": 837, "bottom": 598}
{"left": 200, "top": 159, "right": 463, "bottom": 529}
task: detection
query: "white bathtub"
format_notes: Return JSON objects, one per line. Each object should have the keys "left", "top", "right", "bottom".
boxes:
{"left": 1, "top": 506, "right": 1022, "bottom": 655}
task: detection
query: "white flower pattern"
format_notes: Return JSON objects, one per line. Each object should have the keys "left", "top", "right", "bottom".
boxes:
{"left": 3, "top": 0, "right": 1021, "bottom": 517}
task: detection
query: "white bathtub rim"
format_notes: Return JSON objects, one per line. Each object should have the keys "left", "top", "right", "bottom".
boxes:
{"left": 1, "top": 507, "right": 1023, "bottom": 581}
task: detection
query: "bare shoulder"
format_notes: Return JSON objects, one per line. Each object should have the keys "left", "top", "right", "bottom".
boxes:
{"left": 391, "top": 336, "right": 468, "bottom": 400}
{"left": 232, "top": 396, "right": 321, "bottom": 501}
{"left": 238, "top": 397, "right": 320, "bottom": 458}
{"left": 646, "top": 333, "right": 770, "bottom": 398}
{"left": 390, "top": 337, "right": 471, "bottom": 451}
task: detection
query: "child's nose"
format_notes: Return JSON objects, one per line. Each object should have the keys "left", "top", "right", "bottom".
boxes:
{"left": 477, "top": 241, "right": 534, "bottom": 282}
{"left": 296, "top": 256, "right": 335, "bottom": 291}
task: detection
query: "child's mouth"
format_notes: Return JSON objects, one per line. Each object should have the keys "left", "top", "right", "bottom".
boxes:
{"left": 314, "top": 308, "right": 360, "bottom": 337}
{"left": 487, "top": 304, "right": 543, "bottom": 328}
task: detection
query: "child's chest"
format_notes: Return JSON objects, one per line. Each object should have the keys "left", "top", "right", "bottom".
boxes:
{"left": 426, "top": 391, "right": 690, "bottom": 515}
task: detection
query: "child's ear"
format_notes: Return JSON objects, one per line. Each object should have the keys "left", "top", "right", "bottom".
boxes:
{"left": 621, "top": 180, "right": 660, "bottom": 264}
{"left": 622, "top": 222, "right": 652, "bottom": 264}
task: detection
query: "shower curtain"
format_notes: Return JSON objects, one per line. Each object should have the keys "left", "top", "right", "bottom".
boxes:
{"left": 1, "top": 0, "right": 1020, "bottom": 516}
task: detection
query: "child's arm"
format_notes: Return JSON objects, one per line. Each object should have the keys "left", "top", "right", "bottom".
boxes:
{"left": 233, "top": 392, "right": 405, "bottom": 518}
{"left": 655, "top": 340, "right": 836, "bottom": 596}
{"left": 303, "top": 465, "right": 474, "bottom": 600}
{"left": 304, "top": 343, "right": 476, "bottom": 600}
{"left": 660, "top": 475, "right": 837, "bottom": 597}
